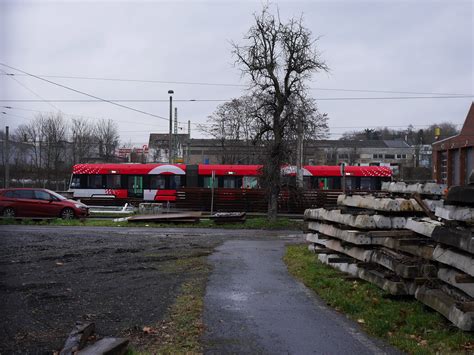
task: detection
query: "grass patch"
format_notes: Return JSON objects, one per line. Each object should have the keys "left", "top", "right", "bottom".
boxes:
{"left": 128, "top": 256, "right": 211, "bottom": 354}
{"left": 284, "top": 245, "right": 474, "bottom": 354}
{"left": 0, "top": 216, "right": 303, "bottom": 230}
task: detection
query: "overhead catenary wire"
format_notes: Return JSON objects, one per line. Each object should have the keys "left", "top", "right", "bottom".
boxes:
{"left": 1, "top": 106, "right": 167, "bottom": 128}
{"left": 0, "top": 69, "right": 64, "bottom": 113}
{"left": 0, "top": 63, "right": 170, "bottom": 122}
{"left": 1, "top": 95, "right": 474, "bottom": 103}
{"left": 1, "top": 72, "right": 471, "bottom": 97}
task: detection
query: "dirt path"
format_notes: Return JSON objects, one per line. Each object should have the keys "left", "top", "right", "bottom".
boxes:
{"left": 203, "top": 240, "right": 400, "bottom": 354}
{"left": 0, "top": 225, "right": 292, "bottom": 353}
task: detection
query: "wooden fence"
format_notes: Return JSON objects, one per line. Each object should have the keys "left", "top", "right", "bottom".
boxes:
{"left": 175, "top": 188, "right": 374, "bottom": 214}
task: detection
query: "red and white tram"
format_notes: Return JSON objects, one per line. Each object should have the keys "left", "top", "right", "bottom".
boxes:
{"left": 69, "top": 163, "right": 392, "bottom": 201}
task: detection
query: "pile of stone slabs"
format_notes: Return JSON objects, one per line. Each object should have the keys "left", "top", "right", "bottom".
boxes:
{"left": 306, "top": 183, "right": 474, "bottom": 331}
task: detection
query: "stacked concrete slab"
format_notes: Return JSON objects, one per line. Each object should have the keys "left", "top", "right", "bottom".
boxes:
{"left": 305, "top": 182, "right": 474, "bottom": 331}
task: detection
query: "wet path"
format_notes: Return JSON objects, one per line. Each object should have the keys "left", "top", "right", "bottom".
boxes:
{"left": 203, "top": 239, "right": 399, "bottom": 354}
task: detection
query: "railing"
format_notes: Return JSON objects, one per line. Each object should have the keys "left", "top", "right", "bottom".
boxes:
{"left": 175, "top": 188, "right": 376, "bottom": 214}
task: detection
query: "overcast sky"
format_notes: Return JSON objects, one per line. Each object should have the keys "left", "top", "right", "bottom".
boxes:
{"left": 1, "top": 0, "right": 473, "bottom": 145}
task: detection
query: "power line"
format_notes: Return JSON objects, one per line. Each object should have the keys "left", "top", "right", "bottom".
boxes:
{"left": 1, "top": 72, "right": 471, "bottom": 96}
{"left": 1, "top": 106, "right": 168, "bottom": 128}
{"left": 0, "top": 63, "right": 170, "bottom": 122}
{"left": 0, "top": 69, "right": 64, "bottom": 113}
{"left": 1, "top": 95, "right": 473, "bottom": 103}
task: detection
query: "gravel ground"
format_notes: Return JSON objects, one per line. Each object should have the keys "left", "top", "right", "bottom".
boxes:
{"left": 0, "top": 225, "right": 293, "bottom": 354}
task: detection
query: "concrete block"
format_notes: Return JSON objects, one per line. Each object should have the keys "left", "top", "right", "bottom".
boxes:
{"left": 78, "top": 338, "right": 129, "bottom": 355}
{"left": 305, "top": 233, "right": 328, "bottom": 246}
{"left": 382, "top": 182, "right": 446, "bottom": 196}
{"left": 358, "top": 268, "right": 414, "bottom": 296}
{"left": 405, "top": 218, "right": 443, "bottom": 238}
{"left": 422, "top": 183, "right": 447, "bottom": 196}
{"left": 318, "top": 253, "right": 359, "bottom": 276}
{"left": 431, "top": 226, "right": 474, "bottom": 254}
{"left": 433, "top": 246, "right": 474, "bottom": 277}
{"left": 415, "top": 286, "right": 474, "bottom": 331}
{"left": 435, "top": 205, "right": 474, "bottom": 222}
{"left": 337, "top": 194, "right": 419, "bottom": 212}
{"left": 438, "top": 268, "right": 474, "bottom": 298}
{"left": 423, "top": 199, "right": 444, "bottom": 212}
{"left": 324, "top": 239, "right": 374, "bottom": 262}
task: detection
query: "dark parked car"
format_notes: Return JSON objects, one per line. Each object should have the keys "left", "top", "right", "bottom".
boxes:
{"left": 0, "top": 188, "right": 89, "bottom": 219}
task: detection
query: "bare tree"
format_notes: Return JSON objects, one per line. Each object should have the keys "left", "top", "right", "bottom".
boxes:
{"left": 95, "top": 119, "right": 119, "bottom": 161}
{"left": 233, "top": 7, "right": 328, "bottom": 220}
{"left": 16, "top": 117, "right": 45, "bottom": 184}
{"left": 71, "top": 117, "right": 95, "bottom": 163}
{"left": 40, "top": 113, "right": 69, "bottom": 189}
{"left": 199, "top": 96, "right": 259, "bottom": 163}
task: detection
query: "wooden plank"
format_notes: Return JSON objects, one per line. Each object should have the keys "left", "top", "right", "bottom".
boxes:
{"left": 313, "top": 248, "right": 338, "bottom": 254}
{"left": 60, "top": 322, "right": 95, "bottom": 355}
{"left": 412, "top": 192, "right": 437, "bottom": 220}
{"left": 455, "top": 274, "right": 474, "bottom": 284}
{"left": 328, "top": 257, "right": 355, "bottom": 263}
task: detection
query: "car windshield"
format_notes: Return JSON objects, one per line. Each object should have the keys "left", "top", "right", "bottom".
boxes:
{"left": 46, "top": 190, "right": 67, "bottom": 200}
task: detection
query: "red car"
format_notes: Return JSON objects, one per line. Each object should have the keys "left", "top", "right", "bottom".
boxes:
{"left": 0, "top": 188, "right": 89, "bottom": 219}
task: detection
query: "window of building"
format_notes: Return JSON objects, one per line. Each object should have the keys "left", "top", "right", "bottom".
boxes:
{"left": 385, "top": 154, "right": 395, "bottom": 159}
{"left": 372, "top": 154, "right": 383, "bottom": 159}
{"left": 396, "top": 154, "right": 407, "bottom": 159}
{"left": 338, "top": 153, "right": 349, "bottom": 159}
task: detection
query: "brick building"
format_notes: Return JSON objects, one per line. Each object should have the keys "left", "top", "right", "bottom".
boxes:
{"left": 432, "top": 103, "right": 474, "bottom": 186}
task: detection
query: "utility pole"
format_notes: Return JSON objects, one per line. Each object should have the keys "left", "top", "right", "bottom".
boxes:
{"left": 174, "top": 107, "right": 178, "bottom": 161}
{"left": 4, "top": 126, "right": 9, "bottom": 188}
{"left": 168, "top": 90, "right": 174, "bottom": 163}
{"left": 296, "top": 115, "right": 304, "bottom": 188}
{"left": 187, "top": 120, "right": 191, "bottom": 164}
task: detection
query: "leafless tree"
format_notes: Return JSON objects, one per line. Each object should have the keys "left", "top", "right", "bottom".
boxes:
{"left": 198, "top": 96, "right": 260, "bottom": 163}
{"left": 232, "top": 7, "right": 328, "bottom": 219}
{"left": 95, "top": 118, "right": 119, "bottom": 161}
{"left": 39, "top": 113, "right": 69, "bottom": 189}
{"left": 71, "top": 117, "right": 95, "bottom": 163}
{"left": 15, "top": 117, "right": 44, "bottom": 184}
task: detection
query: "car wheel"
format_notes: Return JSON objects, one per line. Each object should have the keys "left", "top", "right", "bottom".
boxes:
{"left": 3, "top": 207, "right": 15, "bottom": 218}
{"left": 60, "top": 208, "right": 75, "bottom": 220}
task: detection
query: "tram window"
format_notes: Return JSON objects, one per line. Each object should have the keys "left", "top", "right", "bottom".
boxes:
{"left": 360, "top": 177, "right": 373, "bottom": 190}
{"left": 170, "top": 176, "right": 183, "bottom": 189}
{"left": 344, "top": 177, "right": 354, "bottom": 191}
{"left": 303, "top": 177, "right": 311, "bottom": 189}
{"left": 243, "top": 176, "right": 258, "bottom": 189}
{"left": 150, "top": 175, "right": 166, "bottom": 189}
{"left": 88, "top": 175, "right": 103, "bottom": 188}
{"left": 223, "top": 177, "right": 236, "bottom": 188}
{"left": 203, "top": 177, "right": 218, "bottom": 188}
{"left": 70, "top": 175, "right": 81, "bottom": 188}
{"left": 106, "top": 175, "right": 122, "bottom": 189}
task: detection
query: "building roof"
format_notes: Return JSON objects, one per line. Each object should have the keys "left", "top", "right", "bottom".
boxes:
{"left": 433, "top": 102, "right": 474, "bottom": 150}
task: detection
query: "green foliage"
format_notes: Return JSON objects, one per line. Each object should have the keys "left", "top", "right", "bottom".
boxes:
{"left": 284, "top": 245, "right": 474, "bottom": 354}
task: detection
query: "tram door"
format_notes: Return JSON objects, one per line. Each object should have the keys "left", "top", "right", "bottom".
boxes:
{"left": 128, "top": 175, "right": 143, "bottom": 198}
